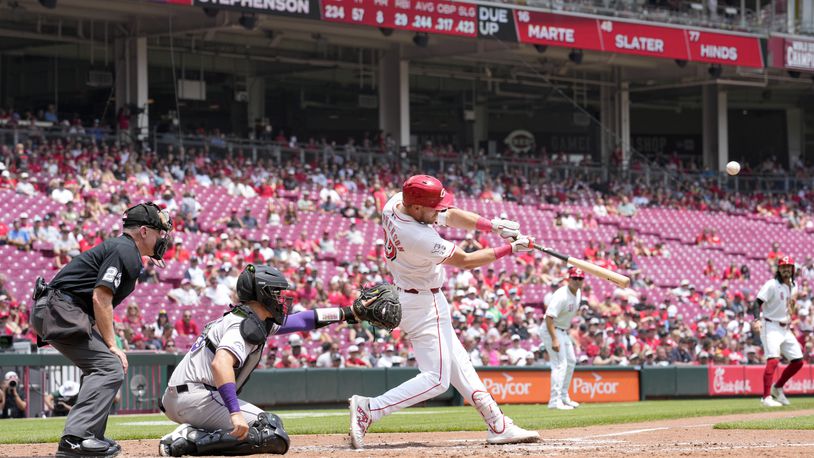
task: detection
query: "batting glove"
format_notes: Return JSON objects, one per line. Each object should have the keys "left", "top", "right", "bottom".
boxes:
{"left": 510, "top": 236, "right": 534, "bottom": 253}
{"left": 492, "top": 218, "right": 521, "bottom": 240}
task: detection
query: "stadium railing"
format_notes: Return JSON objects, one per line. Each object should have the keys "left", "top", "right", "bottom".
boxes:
{"left": 3, "top": 125, "right": 810, "bottom": 194}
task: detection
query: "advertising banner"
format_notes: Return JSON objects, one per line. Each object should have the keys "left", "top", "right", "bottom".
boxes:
{"left": 473, "top": 369, "right": 639, "bottom": 404}
{"left": 769, "top": 36, "right": 814, "bottom": 72}
{"left": 708, "top": 364, "right": 814, "bottom": 396}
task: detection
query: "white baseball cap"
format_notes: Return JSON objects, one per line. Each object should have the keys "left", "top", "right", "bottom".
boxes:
{"left": 348, "top": 345, "right": 359, "bottom": 353}
{"left": 288, "top": 334, "right": 303, "bottom": 346}
{"left": 4, "top": 371, "right": 18, "bottom": 381}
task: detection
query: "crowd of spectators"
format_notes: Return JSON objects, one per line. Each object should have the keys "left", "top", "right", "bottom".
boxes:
{"left": 0, "top": 133, "right": 812, "bottom": 371}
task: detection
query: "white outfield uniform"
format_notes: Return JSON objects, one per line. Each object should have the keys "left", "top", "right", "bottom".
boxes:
{"left": 540, "top": 273, "right": 582, "bottom": 409}
{"left": 756, "top": 257, "right": 805, "bottom": 408}
{"left": 757, "top": 277, "right": 803, "bottom": 360}
{"left": 349, "top": 184, "right": 538, "bottom": 448}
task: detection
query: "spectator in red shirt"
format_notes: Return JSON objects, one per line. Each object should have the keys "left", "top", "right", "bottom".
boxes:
{"left": 483, "top": 267, "right": 498, "bottom": 289}
{"left": 767, "top": 241, "right": 783, "bottom": 267}
{"left": 583, "top": 241, "right": 598, "bottom": 260}
{"left": 328, "top": 282, "right": 354, "bottom": 308}
{"left": 245, "top": 243, "right": 266, "bottom": 264}
{"left": 722, "top": 262, "right": 743, "bottom": 281}
{"left": 123, "top": 303, "right": 144, "bottom": 332}
{"left": 174, "top": 310, "right": 200, "bottom": 336}
{"left": 293, "top": 233, "right": 318, "bottom": 255}
{"left": 366, "top": 239, "right": 385, "bottom": 262}
{"left": 703, "top": 259, "right": 717, "bottom": 279}
{"left": 345, "top": 345, "right": 371, "bottom": 367}
{"left": 164, "top": 240, "right": 191, "bottom": 262}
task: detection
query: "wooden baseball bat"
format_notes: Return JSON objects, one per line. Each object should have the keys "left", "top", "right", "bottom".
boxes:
{"left": 532, "top": 243, "right": 631, "bottom": 288}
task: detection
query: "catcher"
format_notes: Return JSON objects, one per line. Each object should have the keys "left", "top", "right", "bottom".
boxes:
{"left": 158, "top": 264, "right": 400, "bottom": 457}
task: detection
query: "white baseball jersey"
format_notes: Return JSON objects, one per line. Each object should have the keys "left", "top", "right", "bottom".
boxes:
{"left": 168, "top": 313, "right": 280, "bottom": 387}
{"left": 757, "top": 278, "right": 796, "bottom": 322}
{"left": 544, "top": 285, "right": 581, "bottom": 330}
{"left": 381, "top": 193, "right": 455, "bottom": 290}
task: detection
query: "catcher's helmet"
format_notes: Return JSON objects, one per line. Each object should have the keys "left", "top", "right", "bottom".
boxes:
{"left": 402, "top": 175, "right": 454, "bottom": 210}
{"left": 237, "top": 264, "right": 293, "bottom": 325}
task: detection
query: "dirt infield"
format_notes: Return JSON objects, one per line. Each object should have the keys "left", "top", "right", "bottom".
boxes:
{"left": 3, "top": 409, "right": 813, "bottom": 457}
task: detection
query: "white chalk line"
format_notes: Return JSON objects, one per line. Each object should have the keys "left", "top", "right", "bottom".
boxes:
{"left": 120, "top": 409, "right": 454, "bottom": 425}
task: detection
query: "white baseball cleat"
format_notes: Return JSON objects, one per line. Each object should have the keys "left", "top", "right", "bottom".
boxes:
{"left": 562, "top": 398, "right": 580, "bottom": 408}
{"left": 349, "top": 395, "right": 373, "bottom": 449}
{"left": 761, "top": 395, "right": 783, "bottom": 407}
{"left": 486, "top": 418, "right": 540, "bottom": 444}
{"left": 548, "top": 400, "right": 575, "bottom": 410}
{"left": 771, "top": 386, "right": 790, "bottom": 406}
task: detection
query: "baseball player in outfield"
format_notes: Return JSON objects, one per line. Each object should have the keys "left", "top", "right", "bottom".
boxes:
{"left": 754, "top": 256, "right": 804, "bottom": 407}
{"left": 541, "top": 267, "right": 584, "bottom": 410}
{"left": 349, "top": 174, "right": 540, "bottom": 448}
{"left": 158, "top": 264, "right": 369, "bottom": 456}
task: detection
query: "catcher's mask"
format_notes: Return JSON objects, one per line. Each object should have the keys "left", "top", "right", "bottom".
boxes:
{"left": 237, "top": 264, "right": 293, "bottom": 326}
{"left": 122, "top": 202, "right": 173, "bottom": 263}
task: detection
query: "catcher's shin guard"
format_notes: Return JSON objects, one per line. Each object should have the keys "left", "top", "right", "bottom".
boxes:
{"left": 194, "top": 413, "right": 290, "bottom": 456}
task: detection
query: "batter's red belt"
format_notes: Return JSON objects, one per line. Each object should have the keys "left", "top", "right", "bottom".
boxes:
{"left": 764, "top": 318, "right": 788, "bottom": 327}
{"left": 398, "top": 287, "right": 440, "bottom": 294}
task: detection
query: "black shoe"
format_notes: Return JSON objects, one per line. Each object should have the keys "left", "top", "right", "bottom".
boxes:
{"left": 101, "top": 437, "right": 121, "bottom": 452}
{"left": 56, "top": 436, "right": 120, "bottom": 458}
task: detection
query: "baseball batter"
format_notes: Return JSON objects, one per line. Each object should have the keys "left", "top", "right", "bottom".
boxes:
{"left": 349, "top": 174, "right": 540, "bottom": 448}
{"left": 159, "top": 264, "right": 367, "bottom": 456}
{"left": 541, "top": 267, "right": 584, "bottom": 410}
{"left": 753, "top": 256, "right": 804, "bottom": 407}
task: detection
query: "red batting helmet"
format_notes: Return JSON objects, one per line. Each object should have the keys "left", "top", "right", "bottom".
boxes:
{"left": 778, "top": 256, "right": 795, "bottom": 267}
{"left": 402, "top": 175, "right": 454, "bottom": 210}
{"left": 568, "top": 267, "right": 585, "bottom": 279}
{"left": 778, "top": 256, "right": 795, "bottom": 276}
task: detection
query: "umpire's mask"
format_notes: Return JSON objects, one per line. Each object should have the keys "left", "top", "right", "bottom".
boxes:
{"left": 122, "top": 202, "right": 173, "bottom": 262}
{"left": 236, "top": 264, "right": 293, "bottom": 326}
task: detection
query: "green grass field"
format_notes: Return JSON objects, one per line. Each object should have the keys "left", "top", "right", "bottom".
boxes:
{"left": 2, "top": 397, "right": 814, "bottom": 444}
{"left": 714, "top": 414, "right": 814, "bottom": 430}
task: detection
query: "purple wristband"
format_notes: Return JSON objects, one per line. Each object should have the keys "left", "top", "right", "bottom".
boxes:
{"left": 217, "top": 382, "right": 240, "bottom": 414}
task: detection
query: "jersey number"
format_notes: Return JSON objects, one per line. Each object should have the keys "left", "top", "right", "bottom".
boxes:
{"left": 383, "top": 230, "right": 397, "bottom": 261}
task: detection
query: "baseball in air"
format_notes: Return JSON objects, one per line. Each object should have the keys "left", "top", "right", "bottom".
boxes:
{"left": 726, "top": 161, "right": 741, "bottom": 176}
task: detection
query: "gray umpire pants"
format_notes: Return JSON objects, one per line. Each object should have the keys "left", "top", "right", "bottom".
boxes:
{"left": 49, "top": 330, "right": 125, "bottom": 440}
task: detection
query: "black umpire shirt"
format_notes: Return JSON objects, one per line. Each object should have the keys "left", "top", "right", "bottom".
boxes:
{"left": 49, "top": 234, "right": 143, "bottom": 318}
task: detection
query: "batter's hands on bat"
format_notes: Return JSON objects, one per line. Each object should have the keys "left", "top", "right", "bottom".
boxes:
{"left": 510, "top": 235, "right": 534, "bottom": 253}
{"left": 491, "top": 218, "right": 521, "bottom": 240}
{"left": 230, "top": 412, "right": 249, "bottom": 440}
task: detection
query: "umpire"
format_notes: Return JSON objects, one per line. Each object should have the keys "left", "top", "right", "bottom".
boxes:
{"left": 31, "top": 202, "right": 172, "bottom": 458}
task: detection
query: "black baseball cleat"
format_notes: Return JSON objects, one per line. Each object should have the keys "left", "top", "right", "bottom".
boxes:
{"left": 56, "top": 436, "right": 120, "bottom": 458}
{"left": 102, "top": 437, "right": 121, "bottom": 452}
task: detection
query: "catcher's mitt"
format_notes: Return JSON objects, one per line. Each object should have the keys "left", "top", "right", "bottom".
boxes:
{"left": 352, "top": 283, "right": 402, "bottom": 331}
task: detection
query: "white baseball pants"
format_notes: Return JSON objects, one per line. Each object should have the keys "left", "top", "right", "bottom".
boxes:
{"left": 760, "top": 320, "right": 803, "bottom": 360}
{"left": 368, "top": 291, "right": 506, "bottom": 431}
{"left": 541, "top": 327, "right": 576, "bottom": 404}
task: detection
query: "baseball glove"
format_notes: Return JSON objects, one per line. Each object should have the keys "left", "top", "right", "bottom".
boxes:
{"left": 352, "top": 283, "right": 402, "bottom": 331}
